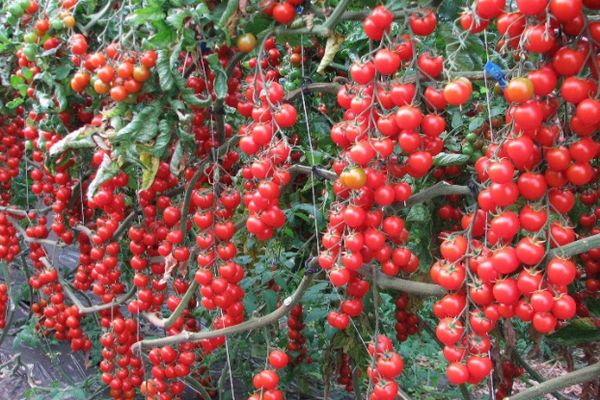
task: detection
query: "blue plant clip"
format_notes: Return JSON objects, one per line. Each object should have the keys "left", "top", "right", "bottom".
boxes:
{"left": 484, "top": 61, "right": 506, "bottom": 88}
{"left": 199, "top": 41, "right": 209, "bottom": 54}
{"left": 296, "top": 5, "right": 304, "bottom": 14}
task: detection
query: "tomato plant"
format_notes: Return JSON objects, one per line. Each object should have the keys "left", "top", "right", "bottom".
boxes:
{"left": 0, "top": 0, "right": 599, "bottom": 399}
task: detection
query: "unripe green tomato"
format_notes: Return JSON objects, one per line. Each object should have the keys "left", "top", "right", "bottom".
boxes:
{"left": 24, "top": 140, "right": 33, "bottom": 151}
{"left": 462, "top": 144, "right": 474, "bottom": 155}
{"left": 471, "top": 151, "right": 483, "bottom": 162}
{"left": 283, "top": 81, "right": 296, "bottom": 91}
{"left": 51, "top": 18, "right": 64, "bottom": 30}
{"left": 279, "top": 66, "right": 290, "bottom": 76}
{"left": 9, "top": 3, "right": 25, "bottom": 17}
{"left": 465, "top": 132, "right": 477, "bottom": 142}
{"left": 18, "top": 0, "right": 30, "bottom": 11}
{"left": 22, "top": 44, "right": 36, "bottom": 60}
{"left": 23, "top": 32, "right": 37, "bottom": 43}
{"left": 288, "top": 69, "right": 300, "bottom": 80}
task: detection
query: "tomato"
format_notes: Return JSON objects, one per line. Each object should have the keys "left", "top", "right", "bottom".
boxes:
{"left": 252, "top": 369, "right": 279, "bottom": 390}
{"left": 443, "top": 79, "right": 472, "bottom": 106}
{"left": 560, "top": 77, "right": 594, "bottom": 104}
{"left": 93, "top": 79, "right": 110, "bottom": 94}
{"left": 446, "top": 362, "right": 470, "bottom": 385}
{"left": 417, "top": 52, "right": 443, "bottom": 79}
{"left": 273, "top": 103, "right": 297, "bottom": 128}
{"left": 406, "top": 151, "right": 433, "bottom": 177}
{"left": 237, "top": 33, "right": 257, "bottom": 53}
{"left": 350, "top": 61, "right": 376, "bottom": 84}
{"left": 460, "top": 11, "right": 489, "bottom": 33}
{"left": 268, "top": 350, "right": 289, "bottom": 369}
{"left": 467, "top": 356, "right": 493, "bottom": 380}
{"left": 440, "top": 236, "right": 467, "bottom": 262}
{"left": 110, "top": 86, "right": 128, "bottom": 102}
{"left": 547, "top": 258, "right": 577, "bottom": 286}
{"left": 423, "top": 86, "right": 447, "bottom": 110}
{"left": 409, "top": 9, "right": 437, "bottom": 36}
{"left": 272, "top": 2, "right": 295, "bottom": 24}
{"left": 340, "top": 167, "right": 367, "bottom": 189}
{"left": 504, "top": 77, "right": 534, "bottom": 103}
{"left": 532, "top": 311, "right": 557, "bottom": 333}
{"left": 575, "top": 99, "right": 600, "bottom": 126}
{"left": 436, "top": 318, "right": 465, "bottom": 346}
{"left": 527, "top": 67, "right": 557, "bottom": 96}
{"left": 552, "top": 294, "right": 576, "bottom": 320}
{"left": 523, "top": 24, "right": 556, "bottom": 53}
{"left": 511, "top": 101, "right": 543, "bottom": 130}
{"left": 132, "top": 65, "right": 150, "bottom": 82}
{"left": 97, "top": 65, "right": 115, "bottom": 84}
{"left": 373, "top": 380, "right": 399, "bottom": 400}
{"left": 373, "top": 48, "right": 400, "bottom": 75}
{"left": 516, "top": 0, "right": 547, "bottom": 15}
{"left": 117, "top": 62, "right": 134, "bottom": 79}
{"left": 377, "top": 352, "right": 404, "bottom": 378}
{"left": 493, "top": 279, "right": 519, "bottom": 304}
{"left": 517, "top": 172, "right": 547, "bottom": 200}
{"left": 552, "top": 46, "right": 586, "bottom": 76}
{"left": 327, "top": 311, "right": 350, "bottom": 329}
{"left": 550, "top": 0, "right": 583, "bottom": 22}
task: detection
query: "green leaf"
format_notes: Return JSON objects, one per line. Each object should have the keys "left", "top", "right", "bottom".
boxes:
{"left": 157, "top": 50, "right": 175, "bottom": 91}
{"left": 206, "top": 53, "right": 227, "bottom": 99}
{"left": 6, "top": 97, "right": 23, "bottom": 109}
{"left": 406, "top": 204, "right": 430, "bottom": 223}
{"left": 262, "top": 289, "right": 278, "bottom": 313}
{"left": 468, "top": 116, "right": 484, "bottom": 131}
{"left": 169, "top": 140, "right": 183, "bottom": 176}
{"left": 54, "top": 63, "right": 73, "bottom": 80}
{"left": 55, "top": 84, "right": 67, "bottom": 112}
{"left": 244, "top": 13, "right": 273, "bottom": 35}
{"left": 151, "top": 119, "right": 171, "bottom": 157}
{"left": 87, "top": 154, "right": 118, "bottom": 200}
{"left": 130, "top": 6, "right": 165, "bottom": 25}
{"left": 166, "top": 9, "right": 191, "bottom": 29}
{"left": 113, "top": 103, "right": 160, "bottom": 142}
{"left": 451, "top": 111, "right": 462, "bottom": 129}
{"left": 48, "top": 125, "right": 98, "bottom": 157}
{"left": 140, "top": 152, "right": 160, "bottom": 191}
{"left": 182, "top": 92, "right": 211, "bottom": 107}
{"left": 547, "top": 318, "right": 600, "bottom": 346}
{"left": 433, "top": 152, "right": 470, "bottom": 167}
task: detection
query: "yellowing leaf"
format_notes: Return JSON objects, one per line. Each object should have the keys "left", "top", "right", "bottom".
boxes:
{"left": 317, "top": 33, "right": 344, "bottom": 75}
{"left": 139, "top": 152, "right": 160, "bottom": 191}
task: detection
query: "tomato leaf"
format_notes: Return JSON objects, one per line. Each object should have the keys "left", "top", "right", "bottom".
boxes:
{"left": 139, "top": 152, "right": 160, "bottom": 191}
{"left": 433, "top": 152, "right": 470, "bottom": 167}
{"left": 157, "top": 50, "right": 175, "bottom": 91}
{"left": 206, "top": 53, "right": 228, "bottom": 100}
{"left": 87, "top": 154, "right": 119, "bottom": 200}
{"left": 151, "top": 119, "right": 171, "bottom": 158}
{"left": 169, "top": 139, "right": 183, "bottom": 176}
{"left": 547, "top": 318, "right": 600, "bottom": 346}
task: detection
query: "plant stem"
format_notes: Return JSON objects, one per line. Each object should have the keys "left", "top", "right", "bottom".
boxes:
{"left": 507, "top": 362, "right": 600, "bottom": 400}
{"left": 511, "top": 350, "right": 571, "bottom": 400}
{"left": 547, "top": 233, "right": 600, "bottom": 259}
{"left": 143, "top": 280, "right": 199, "bottom": 329}
{"left": 131, "top": 273, "right": 315, "bottom": 352}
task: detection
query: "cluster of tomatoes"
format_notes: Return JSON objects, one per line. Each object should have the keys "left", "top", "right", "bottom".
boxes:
{"left": 0, "top": 213, "right": 21, "bottom": 263}
{"left": 425, "top": 0, "right": 600, "bottom": 387}
{"left": 393, "top": 293, "right": 419, "bottom": 342}
{"left": 495, "top": 360, "right": 524, "bottom": 399}
{"left": 0, "top": 283, "right": 8, "bottom": 329}
{"left": 237, "top": 37, "right": 296, "bottom": 240}
{"left": 70, "top": 37, "right": 158, "bottom": 102}
{"left": 336, "top": 352, "right": 354, "bottom": 392}
{"left": 27, "top": 237, "right": 92, "bottom": 352}
{"left": 0, "top": 113, "right": 26, "bottom": 262}
{"left": 261, "top": 0, "right": 303, "bottom": 25}
{"left": 286, "top": 304, "right": 309, "bottom": 365}
{"left": 248, "top": 350, "right": 289, "bottom": 400}
{"left": 143, "top": 344, "right": 197, "bottom": 399}
{"left": 99, "top": 316, "right": 144, "bottom": 400}
{"left": 367, "top": 335, "right": 404, "bottom": 400}
{"left": 191, "top": 182, "right": 246, "bottom": 353}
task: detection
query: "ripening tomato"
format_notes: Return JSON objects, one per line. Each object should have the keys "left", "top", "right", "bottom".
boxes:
{"left": 504, "top": 77, "right": 534, "bottom": 103}
{"left": 237, "top": 33, "right": 257, "bottom": 53}
{"left": 443, "top": 79, "right": 472, "bottom": 106}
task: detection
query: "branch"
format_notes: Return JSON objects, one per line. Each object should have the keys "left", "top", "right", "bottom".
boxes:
{"left": 511, "top": 350, "right": 571, "bottom": 400}
{"left": 288, "top": 164, "right": 337, "bottom": 180}
{"left": 548, "top": 233, "right": 600, "bottom": 259}
{"left": 6, "top": 216, "right": 67, "bottom": 248}
{"left": 40, "top": 257, "right": 135, "bottom": 314}
{"left": 400, "top": 181, "right": 471, "bottom": 208}
{"left": 322, "top": 0, "right": 352, "bottom": 30}
{"left": 506, "top": 362, "right": 600, "bottom": 400}
{"left": 370, "top": 270, "right": 446, "bottom": 297}
{"left": 142, "top": 281, "right": 199, "bottom": 329}
{"left": 0, "top": 205, "right": 52, "bottom": 216}
{"left": 131, "top": 273, "right": 315, "bottom": 352}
